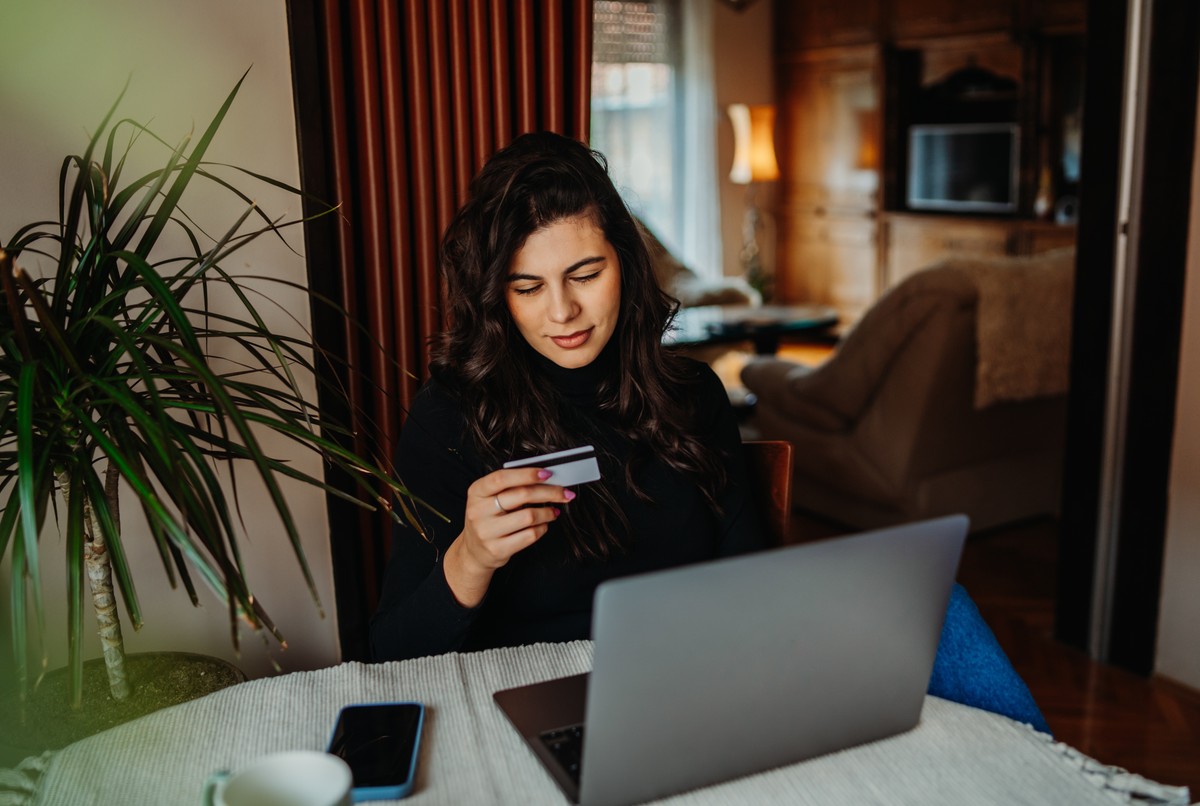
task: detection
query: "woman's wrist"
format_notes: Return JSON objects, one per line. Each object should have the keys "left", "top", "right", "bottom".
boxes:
{"left": 443, "top": 536, "right": 493, "bottom": 608}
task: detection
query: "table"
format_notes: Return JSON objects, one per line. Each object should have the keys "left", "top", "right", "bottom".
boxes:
{"left": 665, "top": 304, "right": 839, "bottom": 355}
{"left": 1, "top": 641, "right": 1192, "bottom": 806}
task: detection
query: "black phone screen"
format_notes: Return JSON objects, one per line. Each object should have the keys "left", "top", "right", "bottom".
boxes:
{"left": 327, "top": 703, "right": 423, "bottom": 788}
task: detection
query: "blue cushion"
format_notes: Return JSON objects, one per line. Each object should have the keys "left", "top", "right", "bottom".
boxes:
{"left": 928, "top": 584, "right": 1051, "bottom": 734}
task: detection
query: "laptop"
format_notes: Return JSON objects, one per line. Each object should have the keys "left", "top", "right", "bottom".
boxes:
{"left": 493, "top": 515, "right": 968, "bottom": 806}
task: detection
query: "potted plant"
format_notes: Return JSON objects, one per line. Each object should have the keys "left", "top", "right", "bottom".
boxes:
{"left": 0, "top": 72, "right": 423, "bottom": 743}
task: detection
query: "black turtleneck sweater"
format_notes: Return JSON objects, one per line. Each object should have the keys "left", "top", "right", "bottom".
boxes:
{"left": 368, "top": 350, "right": 765, "bottom": 662}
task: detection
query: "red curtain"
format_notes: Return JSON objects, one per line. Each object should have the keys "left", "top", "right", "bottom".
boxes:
{"left": 287, "top": 0, "right": 593, "bottom": 657}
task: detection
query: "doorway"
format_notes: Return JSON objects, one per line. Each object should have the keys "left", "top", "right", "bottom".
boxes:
{"left": 1057, "top": 0, "right": 1200, "bottom": 673}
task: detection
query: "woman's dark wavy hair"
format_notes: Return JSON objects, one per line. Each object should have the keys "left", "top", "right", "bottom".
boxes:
{"left": 430, "top": 132, "right": 728, "bottom": 561}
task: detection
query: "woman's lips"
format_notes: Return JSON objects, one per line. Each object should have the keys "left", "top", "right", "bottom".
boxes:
{"left": 551, "top": 328, "right": 592, "bottom": 349}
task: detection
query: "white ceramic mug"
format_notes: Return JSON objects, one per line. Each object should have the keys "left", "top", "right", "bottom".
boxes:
{"left": 202, "top": 750, "right": 353, "bottom": 806}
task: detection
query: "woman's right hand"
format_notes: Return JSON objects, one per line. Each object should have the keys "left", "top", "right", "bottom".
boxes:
{"left": 442, "top": 467, "right": 575, "bottom": 607}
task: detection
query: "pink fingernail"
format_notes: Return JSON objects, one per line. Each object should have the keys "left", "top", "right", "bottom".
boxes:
{"left": 563, "top": 489, "right": 576, "bottom": 501}
{"left": 537, "top": 469, "right": 553, "bottom": 480}
{"left": 553, "top": 507, "right": 562, "bottom": 517}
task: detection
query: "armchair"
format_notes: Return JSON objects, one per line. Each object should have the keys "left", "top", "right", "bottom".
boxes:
{"left": 741, "top": 252, "right": 1072, "bottom": 532}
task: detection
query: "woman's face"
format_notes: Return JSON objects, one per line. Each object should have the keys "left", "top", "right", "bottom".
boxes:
{"left": 505, "top": 214, "right": 622, "bottom": 370}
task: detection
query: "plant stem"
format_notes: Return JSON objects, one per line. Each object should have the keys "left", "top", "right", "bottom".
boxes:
{"left": 72, "top": 465, "right": 131, "bottom": 701}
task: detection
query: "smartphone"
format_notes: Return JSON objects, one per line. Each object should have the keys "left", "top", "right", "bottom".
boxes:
{"left": 327, "top": 702, "right": 425, "bottom": 801}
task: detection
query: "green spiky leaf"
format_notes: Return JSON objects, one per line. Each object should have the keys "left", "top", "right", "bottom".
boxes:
{"left": 0, "top": 74, "right": 430, "bottom": 709}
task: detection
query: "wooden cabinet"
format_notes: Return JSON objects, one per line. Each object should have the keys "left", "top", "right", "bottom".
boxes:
{"left": 775, "top": 0, "right": 1083, "bottom": 85}
{"left": 776, "top": 48, "right": 882, "bottom": 322}
{"left": 777, "top": 0, "right": 883, "bottom": 52}
{"left": 772, "top": 1, "right": 1083, "bottom": 324}
{"left": 1025, "top": 0, "right": 1086, "bottom": 33}
{"left": 778, "top": 49, "right": 880, "bottom": 212}
{"left": 777, "top": 0, "right": 1084, "bottom": 52}
{"left": 882, "top": 213, "right": 1075, "bottom": 289}
{"left": 889, "top": 0, "right": 1014, "bottom": 41}
{"left": 884, "top": 215, "right": 1011, "bottom": 287}
{"left": 919, "top": 38, "right": 1022, "bottom": 88}
{"left": 781, "top": 212, "right": 878, "bottom": 322}
{"left": 1023, "top": 220, "right": 1078, "bottom": 254}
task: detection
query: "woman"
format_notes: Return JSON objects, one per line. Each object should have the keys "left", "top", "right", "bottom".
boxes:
{"left": 369, "top": 132, "right": 1050, "bottom": 736}
{"left": 370, "top": 132, "right": 763, "bottom": 662}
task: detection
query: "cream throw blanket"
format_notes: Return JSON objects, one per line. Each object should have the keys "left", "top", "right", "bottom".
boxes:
{"left": 946, "top": 248, "right": 1076, "bottom": 409}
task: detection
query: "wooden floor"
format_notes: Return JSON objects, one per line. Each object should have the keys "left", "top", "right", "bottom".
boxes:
{"left": 959, "top": 519, "right": 1200, "bottom": 796}
{"left": 791, "top": 513, "right": 1200, "bottom": 796}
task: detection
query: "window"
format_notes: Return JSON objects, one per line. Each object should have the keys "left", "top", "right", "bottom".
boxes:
{"left": 591, "top": 0, "right": 722, "bottom": 277}
{"left": 591, "top": 0, "right": 681, "bottom": 253}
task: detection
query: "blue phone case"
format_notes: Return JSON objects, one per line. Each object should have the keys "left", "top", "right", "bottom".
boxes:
{"left": 327, "top": 701, "right": 425, "bottom": 802}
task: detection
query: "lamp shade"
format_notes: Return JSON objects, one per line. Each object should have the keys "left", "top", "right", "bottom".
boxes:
{"left": 728, "top": 103, "right": 780, "bottom": 184}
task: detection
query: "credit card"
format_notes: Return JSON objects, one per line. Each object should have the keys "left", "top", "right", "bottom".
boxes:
{"left": 503, "top": 445, "right": 601, "bottom": 487}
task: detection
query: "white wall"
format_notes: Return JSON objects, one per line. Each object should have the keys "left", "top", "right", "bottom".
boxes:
{"left": 1156, "top": 94, "right": 1200, "bottom": 690}
{"left": 713, "top": 0, "right": 776, "bottom": 281}
{"left": 0, "top": 0, "right": 338, "bottom": 681}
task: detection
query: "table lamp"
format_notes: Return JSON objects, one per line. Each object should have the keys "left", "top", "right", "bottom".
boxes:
{"left": 728, "top": 103, "right": 780, "bottom": 302}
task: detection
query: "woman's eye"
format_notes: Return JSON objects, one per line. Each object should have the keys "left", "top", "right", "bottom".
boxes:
{"left": 512, "top": 285, "right": 541, "bottom": 296}
{"left": 572, "top": 271, "right": 601, "bottom": 284}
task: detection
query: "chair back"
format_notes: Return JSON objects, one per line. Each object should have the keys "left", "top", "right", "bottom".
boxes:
{"left": 743, "top": 440, "right": 793, "bottom": 546}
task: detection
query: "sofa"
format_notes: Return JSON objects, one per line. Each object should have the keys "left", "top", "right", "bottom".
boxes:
{"left": 639, "top": 218, "right": 760, "bottom": 308}
{"left": 740, "top": 250, "right": 1074, "bottom": 533}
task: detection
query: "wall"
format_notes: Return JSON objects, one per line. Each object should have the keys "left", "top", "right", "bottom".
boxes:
{"left": 1156, "top": 95, "right": 1200, "bottom": 690}
{"left": 713, "top": 0, "right": 776, "bottom": 281}
{"left": 0, "top": 0, "right": 338, "bottom": 682}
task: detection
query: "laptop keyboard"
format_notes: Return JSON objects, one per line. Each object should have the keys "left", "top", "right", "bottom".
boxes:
{"left": 539, "top": 724, "right": 585, "bottom": 786}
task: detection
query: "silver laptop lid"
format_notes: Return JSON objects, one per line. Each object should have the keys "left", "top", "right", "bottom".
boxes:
{"left": 580, "top": 514, "right": 968, "bottom": 806}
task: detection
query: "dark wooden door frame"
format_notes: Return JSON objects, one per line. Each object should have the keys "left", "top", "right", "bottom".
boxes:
{"left": 1057, "top": 0, "right": 1200, "bottom": 674}
{"left": 284, "top": 0, "right": 378, "bottom": 661}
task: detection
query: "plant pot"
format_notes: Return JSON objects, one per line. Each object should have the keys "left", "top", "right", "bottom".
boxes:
{"left": 0, "top": 651, "right": 245, "bottom": 768}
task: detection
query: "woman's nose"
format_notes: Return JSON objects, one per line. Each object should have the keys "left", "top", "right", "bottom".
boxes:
{"left": 547, "top": 288, "right": 580, "bottom": 323}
